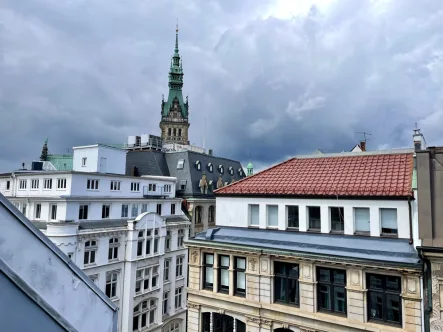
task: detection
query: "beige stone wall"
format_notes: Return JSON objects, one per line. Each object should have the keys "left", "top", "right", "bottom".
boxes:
{"left": 186, "top": 246, "right": 423, "bottom": 332}
{"left": 187, "top": 199, "right": 216, "bottom": 237}
{"left": 429, "top": 259, "right": 443, "bottom": 331}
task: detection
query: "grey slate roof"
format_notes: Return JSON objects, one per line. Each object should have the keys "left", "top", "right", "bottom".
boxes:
{"left": 126, "top": 150, "right": 170, "bottom": 177}
{"left": 190, "top": 227, "right": 421, "bottom": 267}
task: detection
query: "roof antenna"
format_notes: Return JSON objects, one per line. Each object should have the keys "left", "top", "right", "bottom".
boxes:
{"left": 356, "top": 131, "right": 372, "bottom": 142}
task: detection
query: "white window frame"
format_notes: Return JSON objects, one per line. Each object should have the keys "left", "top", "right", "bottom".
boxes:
{"left": 110, "top": 180, "right": 121, "bottom": 191}
{"left": 131, "top": 182, "right": 140, "bottom": 192}
{"left": 43, "top": 178, "right": 52, "bottom": 190}
{"left": 50, "top": 204, "right": 57, "bottom": 220}
{"left": 380, "top": 208, "right": 398, "bottom": 236}
{"left": 131, "top": 204, "right": 139, "bottom": 218}
{"left": 165, "top": 231, "right": 171, "bottom": 251}
{"left": 121, "top": 204, "right": 129, "bottom": 218}
{"left": 177, "top": 159, "right": 185, "bottom": 170}
{"left": 84, "top": 240, "right": 97, "bottom": 266}
{"left": 267, "top": 205, "right": 278, "bottom": 227}
{"left": 57, "top": 178, "right": 67, "bottom": 190}
{"left": 174, "top": 287, "right": 183, "bottom": 309}
{"left": 164, "top": 259, "right": 170, "bottom": 282}
{"left": 35, "top": 203, "right": 42, "bottom": 219}
{"left": 102, "top": 204, "right": 110, "bottom": 219}
{"left": 177, "top": 229, "right": 184, "bottom": 248}
{"left": 171, "top": 204, "right": 176, "bottom": 215}
{"left": 163, "top": 292, "right": 169, "bottom": 316}
{"left": 86, "top": 179, "right": 99, "bottom": 190}
{"left": 108, "top": 237, "right": 119, "bottom": 261}
{"left": 79, "top": 204, "right": 89, "bottom": 220}
{"left": 105, "top": 271, "right": 118, "bottom": 299}
{"left": 176, "top": 256, "right": 184, "bottom": 278}
{"left": 249, "top": 204, "right": 259, "bottom": 226}
{"left": 19, "top": 179, "right": 27, "bottom": 190}
{"left": 133, "top": 299, "right": 157, "bottom": 331}
{"left": 31, "top": 179, "right": 39, "bottom": 190}
{"left": 354, "top": 207, "right": 370, "bottom": 234}
{"left": 135, "top": 265, "right": 159, "bottom": 294}
{"left": 6, "top": 180, "right": 10, "bottom": 191}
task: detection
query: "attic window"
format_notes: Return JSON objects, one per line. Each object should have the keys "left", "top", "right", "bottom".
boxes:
{"left": 238, "top": 168, "right": 243, "bottom": 176}
{"left": 177, "top": 159, "right": 185, "bottom": 170}
{"left": 229, "top": 167, "right": 234, "bottom": 175}
{"left": 179, "top": 180, "right": 187, "bottom": 191}
{"left": 219, "top": 165, "right": 224, "bottom": 174}
{"left": 208, "top": 163, "right": 213, "bottom": 172}
{"left": 195, "top": 161, "right": 201, "bottom": 170}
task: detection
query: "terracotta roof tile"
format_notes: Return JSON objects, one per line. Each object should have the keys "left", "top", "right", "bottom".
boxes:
{"left": 215, "top": 153, "right": 414, "bottom": 197}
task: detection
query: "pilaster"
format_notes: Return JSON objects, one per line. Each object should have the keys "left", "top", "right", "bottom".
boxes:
{"left": 188, "top": 248, "right": 201, "bottom": 290}
{"left": 346, "top": 268, "right": 365, "bottom": 323}
{"left": 187, "top": 301, "right": 200, "bottom": 332}
{"left": 213, "top": 252, "right": 219, "bottom": 293}
{"left": 229, "top": 254, "right": 235, "bottom": 297}
{"left": 299, "top": 262, "right": 315, "bottom": 312}
{"left": 402, "top": 273, "right": 422, "bottom": 332}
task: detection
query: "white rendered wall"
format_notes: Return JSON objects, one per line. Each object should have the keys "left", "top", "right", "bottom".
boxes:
{"left": 73, "top": 146, "right": 99, "bottom": 173}
{"left": 97, "top": 146, "right": 127, "bottom": 175}
{"left": 216, "top": 196, "right": 412, "bottom": 239}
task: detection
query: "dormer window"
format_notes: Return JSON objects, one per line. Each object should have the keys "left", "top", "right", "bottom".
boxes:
{"left": 229, "top": 167, "right": 234, "bottom": 176}
{"left": 238, "top": 168, "right": 243, "bottom": 176}
{"left": 219, "top": 165, "right": 224, "bottom": 174}
{"left": 195, "top": 161, "right": 201, "bottom": 170}
{"left": 177, "top": 159, "right": 185, "bottom": 170}
{"left": 208, "top": 163, "right": 213, "bottom": 172}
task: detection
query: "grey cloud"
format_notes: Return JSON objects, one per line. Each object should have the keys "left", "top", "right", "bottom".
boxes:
{"left": 0, "top": 0, "right": 442, "bottom": 172}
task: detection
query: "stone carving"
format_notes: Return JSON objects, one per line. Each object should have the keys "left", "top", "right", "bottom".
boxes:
{"left": 217, "top": 309, "right": 225, "bottom": 315}
{"left": 407, "top": 278, "right": 417, "bottom": 294}
{"left": 217, "top": 175, "right": 224, "bottom": 189}
{"left": 261, "top": 259, "right": 268, "bottom": 272}
{"left": 303, "top": 264, "right": 311, "bottom": 279}
{"left": 249, "top": 258, "right": 257, "bottom": 271}
{"left": 187, "top": 301, "right": 200, "bottom": 310}
{"left": 282, "top": 324, "right": 289, "bottom": 329}
{"left": 191, "top": 250, "right": 198, "bottom": 263}
{"left": 350, "top": 271, "right": 360, "bottom": 286}
{"left": 199, "top": 172, "right": 208, "bottom": 194}
{"left": 261, "top": 319, "right": 272, "bottom": 326}
{"left": 246, "top": 316, "right": 261, "bottom": 325}
{"left": 430, "top": 262, "right": 443, "bottom": 330}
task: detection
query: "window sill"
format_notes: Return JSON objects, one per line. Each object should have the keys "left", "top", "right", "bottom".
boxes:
{"left": 381, "top": 233, "right": 398, "bottom": 238}
{"left": 134, "top": 287, "right": 160, "bottom": 298}
{"left": 84, "top": 263, "right": 97, "bottom": 268}
{"left": 266, "top": 226, "right": 278, "bottom": 229}
{"left": 307, "top": 229, "right": 321, "bottom": 233}
{"left": 317, "top": 309, "right": 347, "bottom": 318}
{"left": 176, "top": 276, "right": 185, "bottom": 281}
{"left": 108, "top": 259, "right": 119, "bottom": 263}
{"left": 56, "top": 189, "right": 66, "bottom": 191}
{"left": 354, "top": 231, "right": 370, "bottom": 236}
{"left": 286, "top": 227, "right": 299, "bottom": 231}
{"left": 329, "top": 230, "right": 344, "bottom": 235}
{"left": 234, "top": 293, "right": 246, "bottom": 298}
{"left": 367, "top": 318, "right": 402, "bottom": 328}
{"left": 248, "top": 225, "right": 260, "bottom": 228}
{"left": 274, "top": 300, "right": 300, "bottom": 307}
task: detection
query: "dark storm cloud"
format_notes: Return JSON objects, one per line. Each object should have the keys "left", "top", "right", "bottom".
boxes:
{"left": 0, "top": 0, "right": 442, "bottom": 173}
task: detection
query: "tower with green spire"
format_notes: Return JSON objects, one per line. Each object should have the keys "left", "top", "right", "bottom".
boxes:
{"left": 160, "top": 23, "right": 190, "bottom": 145}
{"left": 247, "top": 161, "right": 253, "bottom": 176}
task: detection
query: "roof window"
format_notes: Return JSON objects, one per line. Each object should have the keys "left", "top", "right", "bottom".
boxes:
{"left": 177, "top": 159, "right": 185, "bottom": 170}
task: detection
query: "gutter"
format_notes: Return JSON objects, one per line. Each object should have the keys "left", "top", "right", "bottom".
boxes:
{"left": 408, "top": 196, "right": 413, "bottom": 245}
{"left": 417, "top": 248, "right": 431, "bottom": 332}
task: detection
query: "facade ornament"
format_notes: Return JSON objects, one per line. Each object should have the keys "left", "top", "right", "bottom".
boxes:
{"left": 191, "top": 250, "right": 198, "bottom": 263}
{"left": 245, "top": 316, "right": 261, "bottom": 325}
{"left": 199, "top": 172, "right": 208, "bottom": 194}
{"left": 187, "top": 301, "right": 200, "bottom": 310}
{"left": 261, "top": 319, "right": 272, "bottom": 326}
{"left": 217, "top": 309, "right": 225, "bottom": 315}
{"left": 249, "top": 258, "right": 257, "bottom": 271}
{"left": 217, "top": 175, "right": 224, "bottom": 189}
{"left": 282, "top": 324, "right": 289, "bottom": 329}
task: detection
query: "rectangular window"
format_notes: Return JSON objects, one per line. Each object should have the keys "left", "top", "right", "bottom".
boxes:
{"left": 83, "top": 240, "right": 97, "bottom": 265}
{"left": 163, "top": 292, "right": 169, "bottom": 315}
{"left": 102, "top": 204, "right": 110, "bottom": 218}
{"left": 367, "top": 274, "right": 402, "bottom": 325}
{"left": 121, "top": 204, "right": 128, "bottom": 218}
{"left": 135, "top": 267, "right": 151, "bottom": 293}
{"left": 131, "top": 204, "right": 139, "bottom": 217}
{"left": 267, "top": 205, "right": 278, "bottom": 227}
{"left": 164, "top": 184, "right": 172, "bottom": 193}
{"left": 31, "top": 179, "right": 39, "bottom": 189}
{"left": 177, "top": 159, "right": 185, "bottom": 170}
{"left": 176, "top": 256, "right": 183, "bottom": 278}
{"left": 274, "top": 261, "right": 299, "bottom": 305}
{"left": 203, "top": 254, "right": 214, "bottom": 289}
{"left": 6, "top": 180, "right": 10, "bottom": 191}
{"left": 308, "top": 206, "right": 321, "bottom": 231}
{"left": 330, "top": 207, "right": 344, "bottom": 233}
{"left": 145, "top": 236, "right": 151, "bottom": 255}
{"left": 86, "top": 179, "right": 99, "bottom": 190}
{"left": 164, "top": 259, "right": 170, "bottom": 282}
{"left": 148, "top": 183, "right": 157, "bottom": 192}
{"left": 175, "top": 287, "right": 183, "bottom": 309}
{"left": 249, "top": 204, "right": 259, "bottom": 226}
{"left": 171, "top": 204, "right": 176, "bottom": 215}
{"left": 152, "top": 266, "right": 159, "bottom": 288}
{"left": 50, "top": 204, "right": 57, "bottom": 220}
{"left": 179, "top": 180, "right": 187, "bottom": 190}
{"left": 82, "top": 157, "right": 87, "bottom": 166}
{"left": 154, "top": 237, "right": 159, "bottom": 254}
{"left": 19, "top": 179, "right": 27, "bottom": 190}
{"left": 131, "top": 182, "right": 140, "bottom": 192}
{"left": 380, "top": 208, "right": 398, "bottom": 235}
{"left": 137, "top": 231, "right": 144, "bottom": 257}
{"left": 108, "top": 238, "right": 119, "bottom": 261}
{"left": 110, "top": 180, "right": 120, "bottom": 191}
{"left": 35, "top": 204, "right": 41, "bottom": 219}
{"left": 79, "top": 205, "right": 89, "bottom": 220}
{"left": 234, "top": 257, "right": 246, "bottom": 296}
{"left": 22, "top": 203, "right": 27, "bottom": 216}
{"left": 105, "top": 272, "right": 118, "bottom": 299}
{"left": 287, "top": 205, "right": 299, "bottom": 228}
{"left": 354, "top": 207, "right": 370, "bottom": 233}
{"left": 317, "top": 267, "right": 347, "bottom": 315}
{"left": 156, "top": 203, "right": 162, "bottom": 215}
{"left": 177, "top": 229, "right": 184, "bottom": 247}
{"left": 141, "top": 203, "right": 148, "bottom": 213}
{"left": 43, "top": 178, "right": 52, "bottom": 189}
{"left": 218, "top": 255, "right": 230, "bottom": 293}
{"left": 57, "top": 178, "right": 67, "bottom": 189}
{"left": 165, "top": 231, "right": 171, "bottom": 251}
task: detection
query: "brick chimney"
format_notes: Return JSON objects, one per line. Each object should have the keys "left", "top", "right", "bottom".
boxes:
{"left": 360, "top": 141, "right": 366, "bottom": 152}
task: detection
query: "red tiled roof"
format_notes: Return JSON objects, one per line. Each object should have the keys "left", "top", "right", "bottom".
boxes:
{"left": 215, "top": 153, "right": 414, "bottom": 197}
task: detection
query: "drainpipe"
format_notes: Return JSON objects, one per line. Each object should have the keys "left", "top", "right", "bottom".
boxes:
{"left": 408, "top": 196, "right": 413, "bottom": 245}
{"left": 418, "top": 249, "right": 431, "bottom": 332}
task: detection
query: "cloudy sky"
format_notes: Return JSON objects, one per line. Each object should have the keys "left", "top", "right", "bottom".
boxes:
{"left": 1, "top": 0, "right": 442, "bottom": 172}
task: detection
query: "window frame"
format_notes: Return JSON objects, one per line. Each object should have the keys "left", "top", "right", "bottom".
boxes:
{"left": 367, "top": 273, "right": 402, "bottom": 326}
{"left": 266, "top": 205, "right": 279, "bottom": 227}
{"left": 121, "top": 204, "right": 129, "bottom": 218}
{"left": 177, "top": 229, "right": 184, "bottom": 248}
{"left": 133, "top": 299, "right": 157, "bottom": 331}
{"left": 234, "top": 257, "right": 246, "bottom": 297}
{"left": 156, "top": 203, "right": 162, "bottom": 215}
{"left": 165, "top": 231, "right": 171, "bottom": 251}
{"left": 203, "top": 253, "right": 214, "bottom": 290}
{"left": 176, "top": 256, "right": 184, "bottom": 278}
{"left": 354, "top": 207, "right": 370, "bottom": 234}
{"left": 249, "top": 204, "right": 259, "bottom": 227}
{"left": 57, "top": 178, "right": 67, "bottom": 190}
{"left": 105, "top": 271, "right": 118, "bottom": 299}
{"left": 208, "top": 206, "right": 215, "bottom": 223}
{"left": 164, "top": 259, "right": 170, "bottom": 282}
{"left": 86, "top": 179, "right": 99, "bottom": 190}
{"left": 6, "top": 180, "right": 10, "bottom": 191}
{"left": 35, "top": 203, "right": 42, "bottom": 219}
{"left": 380, "top": 208, "right": 398, "bottom": 236}
{"left": 163, "top": 291, "right": 169, "bottom": 316}
{"left": 170, "top": 203, "right": 176, "bottom": 215}
{"left": 131, "top": 182, "right": 140, "bottom": 192}
{"left": 84, "top": 240, "right": 97, "bottom": 266}
{"left": 19, "top": 179, "right": 27, "bottom": 190}
{"left": 286, "top": 205, "right": 299, "bottom": 229}
{"left": 131, "top": 203, "right": 139, "bottom": 218}
{"left": 79, "top": 204, "right": 89, "bottom": 220}
{"left": 308, "top": 206, "right": 321, "bottom": 231}
{"left": 43, "top": 178, "right": 52, "bottom": 190}
{"left": 50, "top": 204, "right": 57, "bottom": 220}
{"left": 174, "top": 287, "right": 183, "bottom": 309}
{"left": 81, "top": 157, "right": 87, "bottom": 167}
{"left": 330, "top": 206, "right": 345, "bottom": 233}
{"left": 108, "top": 237, "right": 119, "bottom": 261}
{"left": 30, "top": 179, "right": 39, "bottom": 190}
{"left": 274, "top": 261, "right": 300, "bottom": 306}
{"left": 102, "top": 204, "right": 110, "bottom": 219}
{"left": 218, "top": 255, "right": 230, "bottom": 294}
{"left": 195, "top": 206, "right": 202, "bottom": 224}
{"left": 110, "top": 180, "right": 121, "bottom": 191}
{"left": 316, "top": 267, "right": 347, "bottom": 316}
{"left": 177, "top": 159, "right": 185, "bottom": 170}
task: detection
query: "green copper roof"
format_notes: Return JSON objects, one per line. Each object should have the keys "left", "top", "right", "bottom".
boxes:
{"left": 162, "top": 25, "right": 188, "bottom": 119}
{"left": 247, "top": 161, "right": 253, "bottom": 169}
{"left": 47, "top": 154, "right": 73, "bottom": 171}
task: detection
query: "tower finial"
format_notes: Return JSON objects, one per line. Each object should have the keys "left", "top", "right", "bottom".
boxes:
{"left": 175, "top": 19, "right": 179, "bottom": 54}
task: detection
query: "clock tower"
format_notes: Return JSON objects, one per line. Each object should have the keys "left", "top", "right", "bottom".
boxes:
{"left": 159, "top": 24, "right": 190, "bottom": 145}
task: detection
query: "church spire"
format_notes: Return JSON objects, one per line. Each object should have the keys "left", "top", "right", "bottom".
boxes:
{"left": 174, "top": 20, "right": 179, "bottom": 55}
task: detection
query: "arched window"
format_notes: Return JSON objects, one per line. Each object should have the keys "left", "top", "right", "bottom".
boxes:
{"left": 219, "top": 165, "right": 224, "bottom": 174}
{"left": 133, "top": 299, "right": 157, "bottom": 331}
{"left": 208, "top": 163, "right": 213, "bottom": 172}
{"left": 195, "top": 206, "right": 202, "bottom": 224}
{"left": 163, "top": 320, "right": 181, "bottom": 332}
{"left": 208, "top": 206, "right": 215, "bottom": 223}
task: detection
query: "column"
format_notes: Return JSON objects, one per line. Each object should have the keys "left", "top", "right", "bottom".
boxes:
{"left": 229, "top": 254, "right": 235, "bottom": 296}
{"left": 346, "top": 268, "right": 365, "bottom": 323}
{"left": 186, "top": 302, "right": 201, "bottom": 332}
{"left": 213, "top": 253, "right": 219, "bottom": 293}
{"left": 299, "top": 262, "right": 315, "bottom": 312}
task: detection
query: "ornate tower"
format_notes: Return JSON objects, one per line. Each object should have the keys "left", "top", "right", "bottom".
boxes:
{"left": 160, "top": 24, "right": 190, "bottom": 145}
{"left": 247, "top": 161, "right": 254, "bottom": 176}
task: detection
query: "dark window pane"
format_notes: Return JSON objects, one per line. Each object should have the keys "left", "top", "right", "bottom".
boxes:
{"left": 275, "top": 277, "right": 287, "bottom": 302}
{"left": 144, "top": 280, "right": 149, "bottom": 290}
{"left": 137, "top": 241, "right": 143, "bottom": 256}
{"left": 288, "top": 278, "right": 299, "bottom": 305}
{"left": 319, "top": 284, "right": 331, "bottom": 310}
{"left": 386, "top": 276, "right": 401, "bottom": 292}
{"left": 386, "top": 294, "right": 401, "bottom": 323}
{"left": 288, "top": 265, "right": 299, "bottom": 278}
{"left": 133, "top": 317, "right": 138, "bottom": 330}
{"left": 319, "top": 269, "right": 330, "bottom": 282}
{"left": 334, "top": 286, "right": 346, "bottom": 313}
{"left": 288, "top": 206, "right": 299, "bottom": 228}
{"left": 149, "top": 310, "right": 155, "bottom": 324}
{"left": 274, "top": 262, "right": 286, "bottom": 275}
{"left": 369, "top": 275, "right": 383, "bottom": 290}
{"left": 333, "top": 270, "right": 346, "bottom": 285}
{"left": 330, "top": 207, "right": 344, "bottom": 231}
{"left": 308, "top": 206, "right": 321, "bottom": 229}
{"left": 369, "top": 291, "right": 384, "bottom": 320}
{"left": 141, "top": 313, "right": 146, "bottom": 327}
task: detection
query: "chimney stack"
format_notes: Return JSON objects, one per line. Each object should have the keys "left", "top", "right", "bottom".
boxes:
{"left": 360, "top": 141, "right": 366, "bottom": 152}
